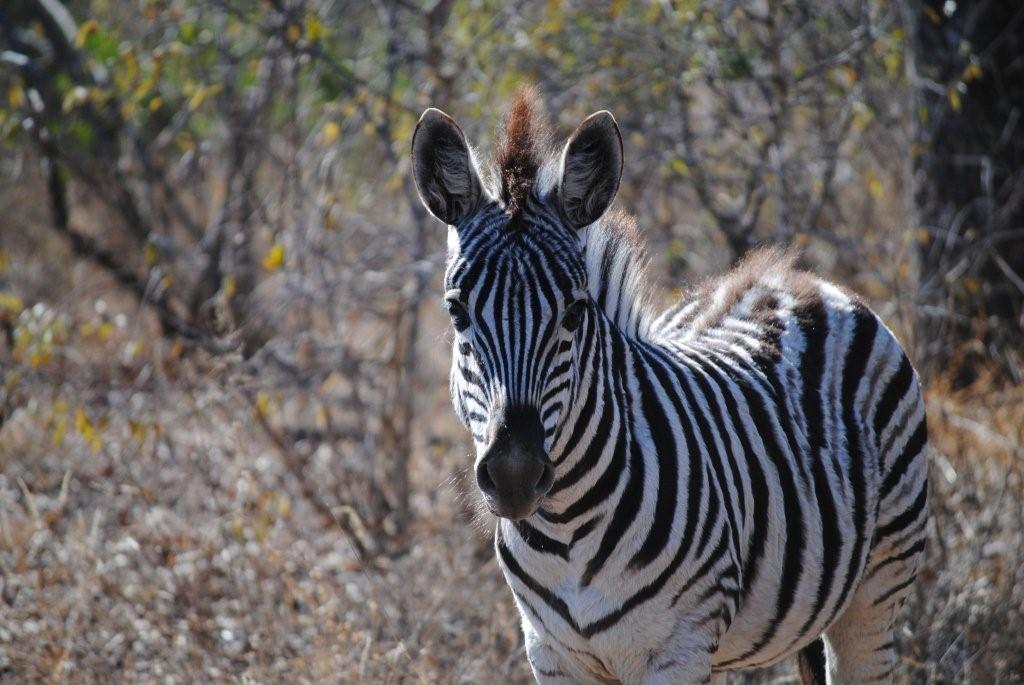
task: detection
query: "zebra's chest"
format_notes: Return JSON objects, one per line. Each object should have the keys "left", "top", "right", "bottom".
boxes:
{"left": 497, "top": 524, "right": 692, "bottom": 678}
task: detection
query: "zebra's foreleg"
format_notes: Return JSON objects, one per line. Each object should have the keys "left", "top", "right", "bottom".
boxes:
{"left": 640, "top": 654, "right": 715, "bottom": 685}
{"left": 523, "top": 624, "right": 605, "bottom": 685}
{"left": 639, "top": 614, "right": 719, "bottom": 685}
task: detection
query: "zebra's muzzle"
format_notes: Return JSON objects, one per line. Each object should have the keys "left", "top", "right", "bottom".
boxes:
{"left": 476, "top": 405, "right": 554, "bottom": 520}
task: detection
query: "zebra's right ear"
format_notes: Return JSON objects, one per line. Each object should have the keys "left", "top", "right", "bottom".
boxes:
{"left": 411, "top": 108, "right": 484, "bottom": 226}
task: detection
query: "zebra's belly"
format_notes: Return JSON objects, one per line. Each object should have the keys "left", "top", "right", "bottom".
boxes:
{"left": 711, "top": 487, "right": 873, "bottom": 670}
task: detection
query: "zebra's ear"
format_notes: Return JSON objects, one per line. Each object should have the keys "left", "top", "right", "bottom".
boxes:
{"left": 411, "top": 108, "right": 484, "bottom": 226}
{"left": 558, "top": 111, "right": 623, "bottom": 230}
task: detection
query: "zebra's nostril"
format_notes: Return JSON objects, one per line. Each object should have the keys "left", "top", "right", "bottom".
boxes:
{"left": 476, "top": 460, "right": 497, "bottom": 496}
{"left": 534, "top": 462, "right": 554, "bottom": 495}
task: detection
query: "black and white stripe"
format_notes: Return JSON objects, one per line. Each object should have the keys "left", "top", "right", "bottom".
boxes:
{"left": 414, "top": 95, "right": 928, "bottom": 684}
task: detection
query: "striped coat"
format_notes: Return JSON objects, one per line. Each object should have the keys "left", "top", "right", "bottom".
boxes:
{"left": 412, "top": 88, "right": 928, "bottom": 684}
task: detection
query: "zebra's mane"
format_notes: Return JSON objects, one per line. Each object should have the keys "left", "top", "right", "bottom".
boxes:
{"left": 579, "top": 209, "right": 653, "bottom": 339}
{"left": 495, "top": 86, "right": 551, "bottom": 220}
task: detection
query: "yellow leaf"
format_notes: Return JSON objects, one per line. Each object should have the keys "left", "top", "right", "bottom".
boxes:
{"left": 148, "top": 96, "right": 162, "bottom": 112}
{"left": 119, "top": 45, "right": 139, "bottom": 83}
{"left": 748, "top": 124, "right": 765, "bottom": 146}
{"left": 126, "top": 340, "right": 144, "bottom": 360}
{"left": 883, "top": 50, "right": 902, "bottom": 80}
{"left": 129, "top": 420, "right": 148, "bottom": 443}
{"left": 670, "top": 158, "right": 691, "bottom": 177}
{"left": 221, "top": 275, "right": 237, "bottom": 299}
{"left": 286, "top": 23, "right": 301, "bottom": 43}
{"left": 962, "top": 276, "right": 980, "bottom": 294}
{"left": 322, "top": 121, "right": 341, "bottom": 145}
{"left": 963, "top": 62, "right": 982, "bottom": 82}
{"left": 187, "top": 90, "right": 205, "bottom": 112}
{"left": 866, "top": 172, "right": 884, "bottom": 201}
{"left": 923, "top": 6, "right": 941, "bottom": 25}
{"left": 144, "top": 242, "right": 159, "bottom": 266}
{"left": 75, "top": 407, "right": 93, "bottom": 440}
{"left": 915, "top": 227, "right": 931, "bottom": 244}
{"left": 305, "top": 13, "right": 325, "bottom": 42}
{"left": 322, "top": 211, "right": 337, "bottom": 231}
{"left": 75, "top": 19, "right": 100, "bottom": 48}
{"left": 947, "top": 87, "right": 962, "bottom": 112}
{"left": 30, "top": 351, "right": 52, "bottom": 368}
{"left": 276, "top": 494, "right": 292, "bottom": 518}
{"left": 263, "top": 243, "right": 285, "bottom": 271}
{"left": 0, "top": 291, "right": 22, "bottom": 319}
{"left": 7, "top": 84, "right": 24, "bottom": 109}
{"left": 188, "top": 84, "right": 222, "bottom": 112}
{"left": 52, "top": 416, "right": 68, "bottom": 447}
{"left": 256, "top": 391, "right": 272, "bottom": 417}
{"left": 794, "top": 233, "right": 811, "bottom": 247}
{"left": 62, "top": 86, "right": 89, "bottom": 113}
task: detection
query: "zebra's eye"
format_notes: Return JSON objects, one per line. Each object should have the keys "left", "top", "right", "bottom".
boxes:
{"left": 562, "top": 299, "right": 587, "bottom": 332}
{"left": 447, "top": 299, "right": 471, "bottom": 332}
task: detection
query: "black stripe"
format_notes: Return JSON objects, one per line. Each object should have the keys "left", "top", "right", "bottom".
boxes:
{"left": 873, "top": 355, "right": 913, "bottom": 439}
{"left": 870, "top": 574, "right": 917, "bottom": 607}
{"left": 513, "top": 521, "right": 569, "bottom": 560}
{"left": 791, "top": 299, "right": 843, "bottom": 646}
{"left": 582, "top": 332, "right": 642, "bottom": 585}
{"left": 873, "top": 483, "right": 928, "bottom": 545}
{"left": 823, "top": 306, "right": 879, "bottom": 628}
{"left": 498, "top": 534, "right": 580, "bottom": 631}
{"left": 879, "top": 418, "right": 927, "bottom": 499}
{"left": 694, "top": 353, "right": 770, "bottom": 604}
{"left": 628, "top": 352, "right": 682, "bottom": 569}
{"left": 715, "top": 367, "right": 808, "bottom": 666}
{"left": 869, "top": 538, "right": 926, "bottom": 577}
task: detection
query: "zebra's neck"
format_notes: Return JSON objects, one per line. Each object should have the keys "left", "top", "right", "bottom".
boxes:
{"left": 580, "top": 212, "right": 651, "bottom": 340}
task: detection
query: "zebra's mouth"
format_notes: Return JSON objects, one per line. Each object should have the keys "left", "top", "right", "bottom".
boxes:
{"left": 480, "top": 492, "right": 546, "bottom": 521}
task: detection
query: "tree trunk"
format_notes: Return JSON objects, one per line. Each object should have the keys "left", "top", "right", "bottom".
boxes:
{"left": 910, "top": 0, "right": 1024, "bottom": 385}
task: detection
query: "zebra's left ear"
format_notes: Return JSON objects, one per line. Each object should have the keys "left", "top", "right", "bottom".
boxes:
{"left": 558, "top": 111, "right": 623, "bottom": 230}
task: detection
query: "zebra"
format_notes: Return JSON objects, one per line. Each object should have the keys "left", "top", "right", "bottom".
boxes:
{"left": 411, "top": 88, "right": 928, "bottom": 684}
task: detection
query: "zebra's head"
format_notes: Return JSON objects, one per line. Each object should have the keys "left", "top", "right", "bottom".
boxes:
{"left": 412, "top": 89, "right": 623, "bottom": 520}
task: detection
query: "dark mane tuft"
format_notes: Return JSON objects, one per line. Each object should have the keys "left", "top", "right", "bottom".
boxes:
{"left": 495, "top": 85, "right": 550, "bottom": 219}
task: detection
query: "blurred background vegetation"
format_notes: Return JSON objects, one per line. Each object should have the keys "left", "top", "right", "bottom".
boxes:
{"left": 0, "top": 0, "right": 1021, "bottom": 682}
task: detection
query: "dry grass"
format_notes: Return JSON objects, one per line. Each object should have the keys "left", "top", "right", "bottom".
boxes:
{"left": 0, "top": 375, "right": 532, "bottom": 684}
